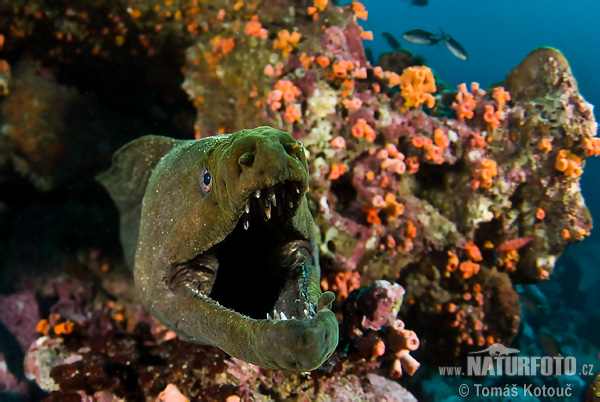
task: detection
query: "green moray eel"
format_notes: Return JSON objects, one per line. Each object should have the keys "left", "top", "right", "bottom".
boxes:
{"left": 97, "top": 126, "right": 338, "bottom": 371}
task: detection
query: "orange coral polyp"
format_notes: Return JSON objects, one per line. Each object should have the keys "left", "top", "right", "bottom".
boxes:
{"left": 351, "top": 122, "right": 365, "bottom": 138}
{"left": 536, "top": 208, "right": 546, "bottom": 220}
{"left": 555, "top": 150, "right": 583, "bottom": 177}
{"left": 54, "top": 321, "right": 75, "bottom": 335}
{"left": 539, "top": 138, "right": 552, "bottom": 152}
{"left": 383, "top": 193, "right": 405, "bottom": 219}
{"left": 283, "top": 104, "right": 301, "bottom": 123}
{"left": 330, "top": 136, "right": 346, "bottom": 148}
{"left": 210, "top": 35, "right": 235, "bottom": 56}
{"left": 332, "top": 60, "right": 354, "bottom": 78}
{"left": 363, "top": 205, "right": 381, "bottom": 224}
{"left": 492, "top": 86, "right": 511, "bottom": 110}
{"left": 459, "top": 260, "right": 480, "bottom": 279}
{"left": 36, "top": 319, "right": 50, "bottom": 334}
{"left": 360, "top": 30, "right": 373, "bottom": 40}
{"left": 351, "top": 118, "right": 376, "bottom": 142}
{"left": 316, "top": 56, "right": 330, "bottom": 67}
{"left": 451, "top": 82, "right": 477, "bottom": 121}
{"left": 273, "top": 29, "right": 301, "bottom": 56}
{"left": 329, "top": 163, "right": 346, "bottom": 179}
{"left": 412, "top": 136, "right": 424, "bottom": 148}
{"left": 315, "top": 0, "right": 329, "bottom": 11}
{"left": 483, "top": 104, "right": 501, "bottom": 130}
{"left": 342, "top": 97, "right": 363, "bottom": 112}
{"left": 399, "top": 66, "right": 436, "bottom": 109}
{"left": 446, "top": 251, "right": 459, "bottom": 272}
{"left": 406, "top": 220, "right": 417, "bottom": 239}
{"left": 480, "top": 168, "right": 493, "bottom": 181}
{"left": 406, "top": 156, "right": 419, "bottom": 174}
{"left": 583, "top": 137, "right": 600, "bottom": 157}
{"left": 355, "top": 67, "right": 367, "bottom": 79}
{"left": 472, "top": 158, "right": 498, "bottom": 188}
{"left": 464, "top": 241, "right": 483, "bottom": 262}
{"left": 433, "top": 129, "right": 449, "bottom": 147}
{"left": 244, "top": 20, "right": 268, "bottom": 39}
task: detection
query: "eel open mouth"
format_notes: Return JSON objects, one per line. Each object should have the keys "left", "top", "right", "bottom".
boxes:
{"left": 165, "top": 180, "right": 320, "bottom": 321}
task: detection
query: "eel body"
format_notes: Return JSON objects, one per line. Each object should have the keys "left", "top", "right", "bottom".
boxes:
{"left": 97, "top": 127, "right": 338, "bottom": 371}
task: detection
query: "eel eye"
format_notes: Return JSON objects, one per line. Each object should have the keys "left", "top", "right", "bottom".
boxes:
{"left": 199, "top": 167, "right": 212, "bottom": 195}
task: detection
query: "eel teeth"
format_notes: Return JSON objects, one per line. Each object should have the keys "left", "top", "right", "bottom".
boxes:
{"left": 268, "top": 191, "right": 277, "bottom": 207}
{"left": 288, "top": 201, "right": 294, "bottom": 209}
{"left": 264, "top": 203, "right": 271, "bottom": 220}
{"left": 254, "top": 189, "right": 261, "bottom": 198}
{"left": 242, "top": 216, "right": 250, "bottom": 230}
{"left": 269, "top": 309, "right": 292, "bottom": 321}
{"left": 304, "top": 301, "right": 316, "bottom": 318}
{"left": 245, "top": 199, "right": 251, "bottom": 214}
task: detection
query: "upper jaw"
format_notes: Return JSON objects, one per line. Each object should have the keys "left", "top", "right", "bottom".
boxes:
{"left": 238, "top": 179, "right": 306, "bottom": 230}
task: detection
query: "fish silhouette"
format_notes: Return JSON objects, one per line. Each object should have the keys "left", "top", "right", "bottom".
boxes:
{"left": 468, "top": 343, "right": 520, "bottom": 356}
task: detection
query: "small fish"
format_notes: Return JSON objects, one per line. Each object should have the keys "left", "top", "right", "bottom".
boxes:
{"left": 409, "top": 0, "right": 429, "bottom": 6}
{"left": 495, "top": 237, "right": 535, "bottom": 253}
{"left": 402, "top": 29, "right": 441, "bottom": 46}
{"left": 540, "top": 332, "right": 563, "bottom": 357}
{"left": 516, "top": 284, "right": 549, "bottom": 315}
{"left": 440, "top": 29, "right": 468, "bottom": 61}
{"left": 382, "top": 32, "right": 402, "bottom": 50}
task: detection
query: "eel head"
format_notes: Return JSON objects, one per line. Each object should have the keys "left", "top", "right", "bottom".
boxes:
{"left": 135, "top": 127, "right": 338, "bottom": 371}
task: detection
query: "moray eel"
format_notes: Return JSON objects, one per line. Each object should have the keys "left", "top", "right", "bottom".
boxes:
{"left": 97, "top": 126, "right": 338, "bottom": 371}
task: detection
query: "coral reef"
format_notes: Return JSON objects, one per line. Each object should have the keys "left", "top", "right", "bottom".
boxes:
{"left": 21, "top": 273, "right": 417, "bottom": 400}
{"left": 0, "top": 0, "right": 597, "bottom": 399}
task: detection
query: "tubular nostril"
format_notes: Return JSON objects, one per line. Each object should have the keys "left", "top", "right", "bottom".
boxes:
{"left": 283, "top": 142, "right": 303, "bottom": 159}
{"left": 238, "top": 152, "right": 255, "bottom": 167}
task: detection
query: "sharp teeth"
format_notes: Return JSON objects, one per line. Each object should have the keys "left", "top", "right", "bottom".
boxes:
{"left": 243, "top": 217, "right": 250, "bottom": 230}
{"left": 254, "top": 189, "right": 261, "bottom": 198}
{"left": 288, "top": 201, "right": 294, "bottom": 209}
{"left": 267, "top": 313, "right": 272, "bottom": 320}
{"left": 269, "top": 191, "right": 277, "bottom": 207}
{"left": 264, "top": 203, "right": 271, "bottom": 220}
{"left": 245, "top": 200, "right": 250, "bottom": 213}
{"left": 304, "top": 301, "right": 316, "bottom": 318}
{"left": 280, "top": 312, "right": 287, "bottom": 320}
{"left": 295, "top": 186, "right": 300, "bottom": 194}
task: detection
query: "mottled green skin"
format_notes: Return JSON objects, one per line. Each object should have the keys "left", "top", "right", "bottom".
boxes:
{"left": 98, "top": 127, "right": 338, "bottom": 371}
